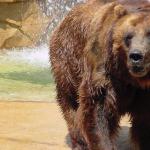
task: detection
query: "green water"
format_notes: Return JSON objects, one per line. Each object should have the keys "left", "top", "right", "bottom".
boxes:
{"left": 0, "top": 54, "right": 56, "bottom": 102}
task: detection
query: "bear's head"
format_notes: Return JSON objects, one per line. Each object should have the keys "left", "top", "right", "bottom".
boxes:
{"left": 109, "top": 3, "right": 150, "bottom": 88}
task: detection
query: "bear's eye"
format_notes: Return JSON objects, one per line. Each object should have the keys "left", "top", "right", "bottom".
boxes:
{"left": 124, "top": 33, "right": 133, "bottom": 47}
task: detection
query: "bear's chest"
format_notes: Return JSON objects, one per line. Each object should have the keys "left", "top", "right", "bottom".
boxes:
{"left": 128, "top": 89, "right": 150, "bottom": 114}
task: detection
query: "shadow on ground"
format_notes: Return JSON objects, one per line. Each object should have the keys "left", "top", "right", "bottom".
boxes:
{"left": 117, "top": 126, "right": 131, "bottom": 150}
{"left": 65, "top": 126, "right": 131, "bottom": 150}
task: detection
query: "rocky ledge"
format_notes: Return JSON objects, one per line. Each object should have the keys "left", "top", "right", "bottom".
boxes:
{"left": 0, "top": 0, "right": 50, "bottom": 49}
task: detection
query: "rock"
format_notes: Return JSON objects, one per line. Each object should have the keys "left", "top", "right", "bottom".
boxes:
{"left": 0, "top": 0, "right": 50, "bottom": 49}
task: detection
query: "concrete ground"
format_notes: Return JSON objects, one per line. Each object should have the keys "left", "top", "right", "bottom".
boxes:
{"left": 0, "top": 101, "right": 131, "bottom": 150}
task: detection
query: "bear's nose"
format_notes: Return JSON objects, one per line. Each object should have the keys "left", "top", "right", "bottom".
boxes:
{"left": 129, "top": 50, "right": 143, "bottom": 63}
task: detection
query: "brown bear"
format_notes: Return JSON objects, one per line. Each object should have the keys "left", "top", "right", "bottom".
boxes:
{"left": 50, "top": 0, "right": 150, "bottom": 149}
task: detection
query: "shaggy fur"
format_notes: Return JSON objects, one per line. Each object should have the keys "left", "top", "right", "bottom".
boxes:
{"left": 50, "top": 0, "right": 150, "bottom": 149}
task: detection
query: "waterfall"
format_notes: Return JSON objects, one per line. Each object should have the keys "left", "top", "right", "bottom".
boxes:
{"left": 1, "top": 0, "right": 86, "bottom": 68}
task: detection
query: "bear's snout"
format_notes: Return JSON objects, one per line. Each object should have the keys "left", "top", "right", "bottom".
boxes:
{"left": 129, "top": 50, "right": 143, "bottom": 64}
{"left": 128, "top": 49, "right": 148, "bottom": 77}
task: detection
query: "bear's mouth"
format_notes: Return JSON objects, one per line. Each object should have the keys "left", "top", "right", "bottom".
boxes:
{"left": 129, "top": 66, "right": 146, "bottom": 77}
{"left": 129, "top": 63, "right": 150, "bottom": 78}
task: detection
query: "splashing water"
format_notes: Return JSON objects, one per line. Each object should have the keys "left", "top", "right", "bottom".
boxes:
{"left": 1, "top": 1, "right": 86, "bottom": 68}
{"left": 2, "top": 44, "right": 50, "bottom": 68}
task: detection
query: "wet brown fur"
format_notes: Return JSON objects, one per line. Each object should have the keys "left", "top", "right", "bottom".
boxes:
{"left": 50, "top": 0, "right": 150, "bottom": 149}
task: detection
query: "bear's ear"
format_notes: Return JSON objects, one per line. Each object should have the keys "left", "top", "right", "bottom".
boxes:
{"left": 114, "top": 4, "right": 127, "bottom": 18}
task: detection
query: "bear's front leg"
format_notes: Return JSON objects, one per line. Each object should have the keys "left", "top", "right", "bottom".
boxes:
{"left": 76, "top": 80, "right": 119, "bottom": 150}
{"left": 131, "top": 116, "right": 150, "bottom": 150}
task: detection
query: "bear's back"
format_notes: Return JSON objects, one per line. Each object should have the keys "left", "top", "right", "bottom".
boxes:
{"left": 50, "top": 1, "right": 104, "bottom": 88}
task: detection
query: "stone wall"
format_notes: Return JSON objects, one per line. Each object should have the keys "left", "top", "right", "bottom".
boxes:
{"left": 0, "top": 0, "right": 49, "bottom": 49}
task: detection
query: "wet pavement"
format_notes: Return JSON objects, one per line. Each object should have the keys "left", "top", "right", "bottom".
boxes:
{"left": 0, "top": 101, "right": 130, "bottom": 150}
